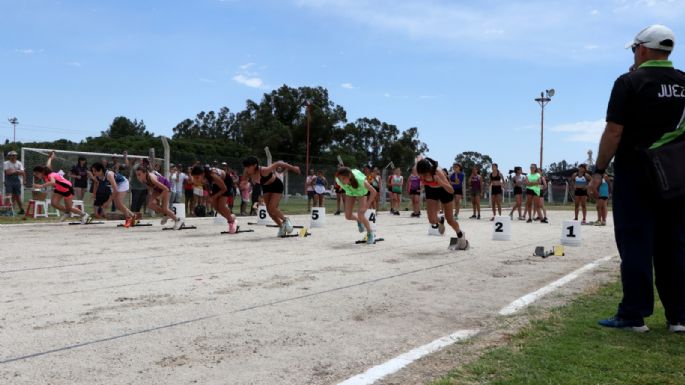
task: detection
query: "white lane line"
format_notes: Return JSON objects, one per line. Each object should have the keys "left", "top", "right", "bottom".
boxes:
{"left": 336, "top": 329, "right": 479, "bottom": 385}
{"left": 499, "top": 254, "right": 616, "bottom": 316}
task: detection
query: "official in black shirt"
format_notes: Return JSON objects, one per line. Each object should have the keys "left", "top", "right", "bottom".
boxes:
{"left": 591, "top": 24, "right": 685, "bottom": 333}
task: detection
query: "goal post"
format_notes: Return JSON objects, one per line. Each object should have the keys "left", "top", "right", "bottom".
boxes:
{"left": 20, "top": 147, "right": 161, "bottom": 202}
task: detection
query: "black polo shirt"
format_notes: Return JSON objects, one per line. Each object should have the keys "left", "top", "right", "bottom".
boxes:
{"left": 606, "top": 60, "right": 685, "bottom": 171}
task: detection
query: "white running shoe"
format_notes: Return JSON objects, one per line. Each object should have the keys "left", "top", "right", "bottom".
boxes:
{"left": 80, "top": 213, "right": 90, "bottom": 225}
{"left": 161, "top": 216, "right": 169, "bottom": 225}
{"left": 173, "top": 219, "right": 184, "bottom": 230}
{"left": 277, "top": 225, "right": 286, "bottom": 237}
{"left": 284, "top": 217, "right": 294, "bottom": 234}
{"left": 59, "top": 213, "right": 69, "bottom": 222}
{"left": 456, "top": 232, "right": 469, "bottom": 250}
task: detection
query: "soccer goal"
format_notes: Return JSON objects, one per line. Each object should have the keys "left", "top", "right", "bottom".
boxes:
{"left": 20, "top": 147, "right": 164, "bottom": 202}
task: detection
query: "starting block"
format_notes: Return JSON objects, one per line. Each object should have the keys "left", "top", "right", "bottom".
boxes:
{"left": 448, "top": 237, "right": 470, "bottom": 251}
{"left": 221, "top": 226, "right": 255, "bottom": 234}
{"left": 554, "top": 245, "right": 565, "bottom": 256}
{"left": 117, "top": 222, "right": 153, "bottom": 227}
{"left": 162, "top": 224, "right": 197, "bottom": 231}
{"left": 69, "top": 221, "right": 104, "bottom": 225}
{"left": 280, "top": 227, "right": 311, "bottom": 238}
{"left": 355, "top": 237, "right": 384, "bottom": 244}
{"left": 534, "top": 246, "right": 554, "bottom": 258}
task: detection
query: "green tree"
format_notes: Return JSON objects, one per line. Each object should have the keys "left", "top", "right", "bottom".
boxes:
{"left": 454, "top": 151, "right": 493, "bottom": 176}
{"left": 101, "top": 116, "right": 150, "bottom": 139}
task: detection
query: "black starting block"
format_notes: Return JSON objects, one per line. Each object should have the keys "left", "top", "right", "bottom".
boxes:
{"left": 448, "top": 237, "right": 470, "bottom": 251}
{"left": 355, "top": 237, "right": 385, "bottom": 244}
{"left": 69, "top": 221, "right": 104, "bottom": 225}
{"left": 248, "top": 222, "right": 304, "bottom": 229}
{"left": 162, "top": 224, "right": 197, "bottom": 231}
{"left": 116, "top": 223, "right": 153, "bottom": 227}
{"left": 221, "top": 226, "right": 254, "bottom": 234}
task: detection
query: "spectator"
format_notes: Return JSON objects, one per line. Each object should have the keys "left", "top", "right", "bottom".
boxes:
{"left": 70, "top": 157, "right": 89, "bottom": 200}
{"left": 184, "top": 166, "right": 195, "bottom": 216}
{"left": 3, "top": 150, "right": 25, "bottom": 214}
{"left": 314, "top": 169, "right": 328, "bottom": 208}
{"left": 305, "top": 169, "right": 316, "bottom": 211}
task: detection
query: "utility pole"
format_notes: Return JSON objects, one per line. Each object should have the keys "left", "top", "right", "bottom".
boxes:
{"left": 8, "top": 117, "right": 18, "bottom": 143}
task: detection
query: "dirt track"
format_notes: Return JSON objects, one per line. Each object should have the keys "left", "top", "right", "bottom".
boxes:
{"left": 0, "top": 210, "right": 617, "bottom": 385}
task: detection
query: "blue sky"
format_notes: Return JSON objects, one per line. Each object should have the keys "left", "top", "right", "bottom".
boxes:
{"left": 1, "top": 0, "right": 684, "bottom": 170}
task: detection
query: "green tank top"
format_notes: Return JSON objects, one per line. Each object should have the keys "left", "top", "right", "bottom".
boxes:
{"left": 336, "top": 169, "right": 369, "bottom": 197}
{"left": 527, "top": 173, "right": 541, "bottom": 195}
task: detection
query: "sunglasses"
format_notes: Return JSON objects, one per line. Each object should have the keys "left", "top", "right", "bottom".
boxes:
{"left": 631, "top": 43, "right": 643, "bottom": 53}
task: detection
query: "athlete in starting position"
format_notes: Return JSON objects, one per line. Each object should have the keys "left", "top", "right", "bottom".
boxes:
{"left": 90, "top": 162, "right": 135, "bottom": 227}
{"left": 335, "top": 167, "right": 377, "bottom": 244}
{"left": 242, "top": 156, "right": 300, "bottom": 236}
{"left": 135, "top": 165, "right": 184, "bottom": 230}
{"left": 416, "top": 157, "right": 468, "bottom": 249}
{"left": 32, "top": 151, "right": 89, "bottom": 224}
{"left": 191, "top": 165, "right": 238, "bottom": 233}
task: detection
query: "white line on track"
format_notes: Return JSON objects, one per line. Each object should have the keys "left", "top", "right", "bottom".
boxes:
{"left": 336, "top": 329, "right": 480, "bottom": 385}
{"left": 336, "top": 254, "right": 617, "bottom": 385}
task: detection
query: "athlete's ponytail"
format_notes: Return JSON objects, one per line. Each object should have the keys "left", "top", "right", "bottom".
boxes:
{"left": 416, "top": 158, "right": 438, "bottom": 175}
{"left": 336, "top": 167, "right": 358, "bottom": 188}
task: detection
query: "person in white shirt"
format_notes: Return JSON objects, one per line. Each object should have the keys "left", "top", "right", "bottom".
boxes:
{"left": 3, "top": 150, "right": 25, "bottom": 214}
{"left": 169, "top": 164, "right": 188, "bottom": 206}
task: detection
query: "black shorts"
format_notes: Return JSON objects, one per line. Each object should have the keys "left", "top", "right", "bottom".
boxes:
{"left": 94, "top": 191, "right": 111, "bottom": 206}
{"left": 526, "top": 188, "right": 539, "bottom": 197}
{"left": 211, "top": 184, "right": 232, "bottom": 197}
{"left": 491, "top": 186, "right": 503, "bottom": 196}
{"left": 307, "top": 191, "right": 316, "bottom": 199}
{"left": 409, "top": 189, "right": 420, "bottom": 195}
{"left": 453, "top": 187, "right": 463, "bottom": 196}
{"left": 575, "top": 188, "right": 588, "bottom": 197}
{"left": 262, "top": 177, "right": 284, "bottom": 194}
{"left": 54, "top": 185, "right": 75, "bottom": 198}
{"left": 131, "top": 189, "right": 148, "bottom": 212}
{"left": 184, "top": 189, "right": 193, "bottom": 198}
{"left": 514, "top": 186, "right": 523, "bottom": 195}
{"left": 424, "top": 186, "right": 454, "bottom": 204}
{"left": 599, "top": 196, "right": 609, "bottom": 200}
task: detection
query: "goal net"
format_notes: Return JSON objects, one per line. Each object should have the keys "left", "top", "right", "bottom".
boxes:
{"left": 21, "top": 148, "right": 163, "bottom": 201}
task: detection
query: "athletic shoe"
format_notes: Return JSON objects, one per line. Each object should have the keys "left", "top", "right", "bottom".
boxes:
{"left": 18, "top": 209, "right": 25, "bottom": 215}
{"left": 284, "top": 217, "right": 294, "bottom": 234}
{"left": 334, "top": 210, "right": 341, "bottom": 215}
{"left": 59, "top": 213, "right": 69, "bottom": 222}
{"left": 173, "top": 219, "right": 184, "bottom": 230}
{"left": 228, "top": 220, "right": 238, "bottom": 234}
{"left": 668, "top": 322, "right": 685, "bottom": 333}
{"left": 541, "top": 217, "right": 549, "bottom": 224}
{"left": 80, "top": 213, "right": 90, "bottom": 225}
{"left": 394, "top": 211, "right": 400, "bottom": 216}
{"left": 594, "top": 221, "right": 603, "bottom": 226}
{"left": 277, "top": 224, "right": 286, "bottom": 237}
{"left": 581, "top": 220, "right": 587, "bottom": 225}
{"left": 456, "top": 232, "right": 469, "bottom": 250}
{"left": 477, "top": 215, "right": 481, "bottom": 220}
{"left": 518, "top": 216, "right": 526, "bottom": 221}
{"left": 124, "top": 217, "right": 132, "bottom": 228}
{"left": 469, "top": 215, "right": 477, "bottom": 219}
{"left": 438, "top": 216, "right": 446, "bottom": 235}
{"left": 509, "top": 213, "right": 514, "bottom": 220}
{"left": 490, "top": 217, "right": 495, "bottom": 221}
{"left": 598, "top": 316, "right": 649, "bottom": 332}
{"left": 526, "top": 219, "right": 533, "bottom": 223}
{"left": 366, "top": 232, "right": 376, "bottom": 245}
{"left": 357, "top": 221, "right": 365, "bottom": 233}
{"left": 161, "top": 216, "right": 169, "bottom": 225}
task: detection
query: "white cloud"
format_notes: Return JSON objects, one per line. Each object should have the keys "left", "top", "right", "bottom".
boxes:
{"left": 239, "top": 62, "right": 256, "bottom": 70}
{"left": 551, "top": 119, "right": 605, "bottom": 142}
{"left": 584, "top": 44, "right": 600, "bottom": 50}
{"left": 341, "top": 82, "right": 356, "bottom": 89}
{"left": 199, "top": 78, "right": 215, "bottom": 83}
{"left": 15, "top": 48, "right": 41, "bottom": 55}
{"left": 67, "top": 61, "right": 82, "bottom": 67}
{"left": 590, "top": 9, "right": 600, "bottom": 15}
{"left": 233, "top": 74, "right": 265, "bottom": 88}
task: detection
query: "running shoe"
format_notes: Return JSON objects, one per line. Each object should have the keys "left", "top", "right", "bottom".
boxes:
{"left": 490, "top": 217, "right": 495, "bottom": 222}
{"left": 228, "top": 220, "right": 238, "bottom": 234}
{"left": 366, "top": 231, "right": 376, "bottom": 245}
{"left": 541, "top": 218, "right": 549, "bottom": 224}
{"left": 80, "top": 213, "right": 90, "bottom": 225}
{"left": 173, "top": 219, "right": 184, "bottom": 230}
{"left": 161, "top": 216, "right": 169, "bottom": 225}
{"left": 518, "top": 216, "right": 526, "bottom": 221}
{"left": 509, "top": 213, "right": 514, "bottom": 220}
{"left": 668, "top": 322, "right": 685, "bottom": 333}
{"left": 438, "top": 216, "right": 446, "bottom": 235}
{"left": 334, "top": 210, "right": 341, "bottom": 215}
{"left": 526, "top": 219, "right": 533, "bottom": 223}
{"left": 598, "top": 316, "right": 649, "bottom": 332}
{"left": 456, "top": 232, "right": 469, "bottom": 250}
{"left": 477, "top": 215, "right": 481, "bottom": 220}
{"left": 59, "top": 212, "right": 69, "bottom": 222}
{"left": 581, "top": 220, "right": 587, "bottom": 225}
{"left": 469, "top": 215, "right": 477, "bottom": 219}
{"left": 18, "top": 208, "right": 25, "bottom": 215}
{"left": 284, "top": 217, "right": 294, "bottom": 234}
{"left": 124, "top": 217, "right": 132, "bottom": 228}
{"left": 277, "top": 224, "right": 286, "bottom": 237}
{"left": 394, "top": 211, "right": 400, "bottom": 216}
{"left": 594, "top": 221, "right": 603, "bottom": 226}
{"left": 357, "top": 221, "right": 365, "bottom": 233}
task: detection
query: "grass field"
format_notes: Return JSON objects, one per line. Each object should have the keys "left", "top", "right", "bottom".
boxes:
{"left": 429, "top": 281, "right": 685, "bottom": 385}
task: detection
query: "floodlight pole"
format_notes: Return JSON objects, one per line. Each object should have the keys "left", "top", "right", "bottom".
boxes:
{"left": 8, "top": 117, "right": 18, "bottom": 143}
{"left": 305, "top": 100, "right": 312, "bottom": 178}
{"left": 534, "top": 90, "right": 553, "bottom": 169}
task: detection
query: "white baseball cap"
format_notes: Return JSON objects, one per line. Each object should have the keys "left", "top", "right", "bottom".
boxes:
{"left": 626, "top": 24, "right": 675, "bottom": 52}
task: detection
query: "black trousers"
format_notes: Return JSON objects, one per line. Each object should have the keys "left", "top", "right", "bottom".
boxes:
{"left": 613, "top": 166, "right": 685, "bottom": 323}
{"left": 131, "top": 189, "right": 148, "bottom": 213}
